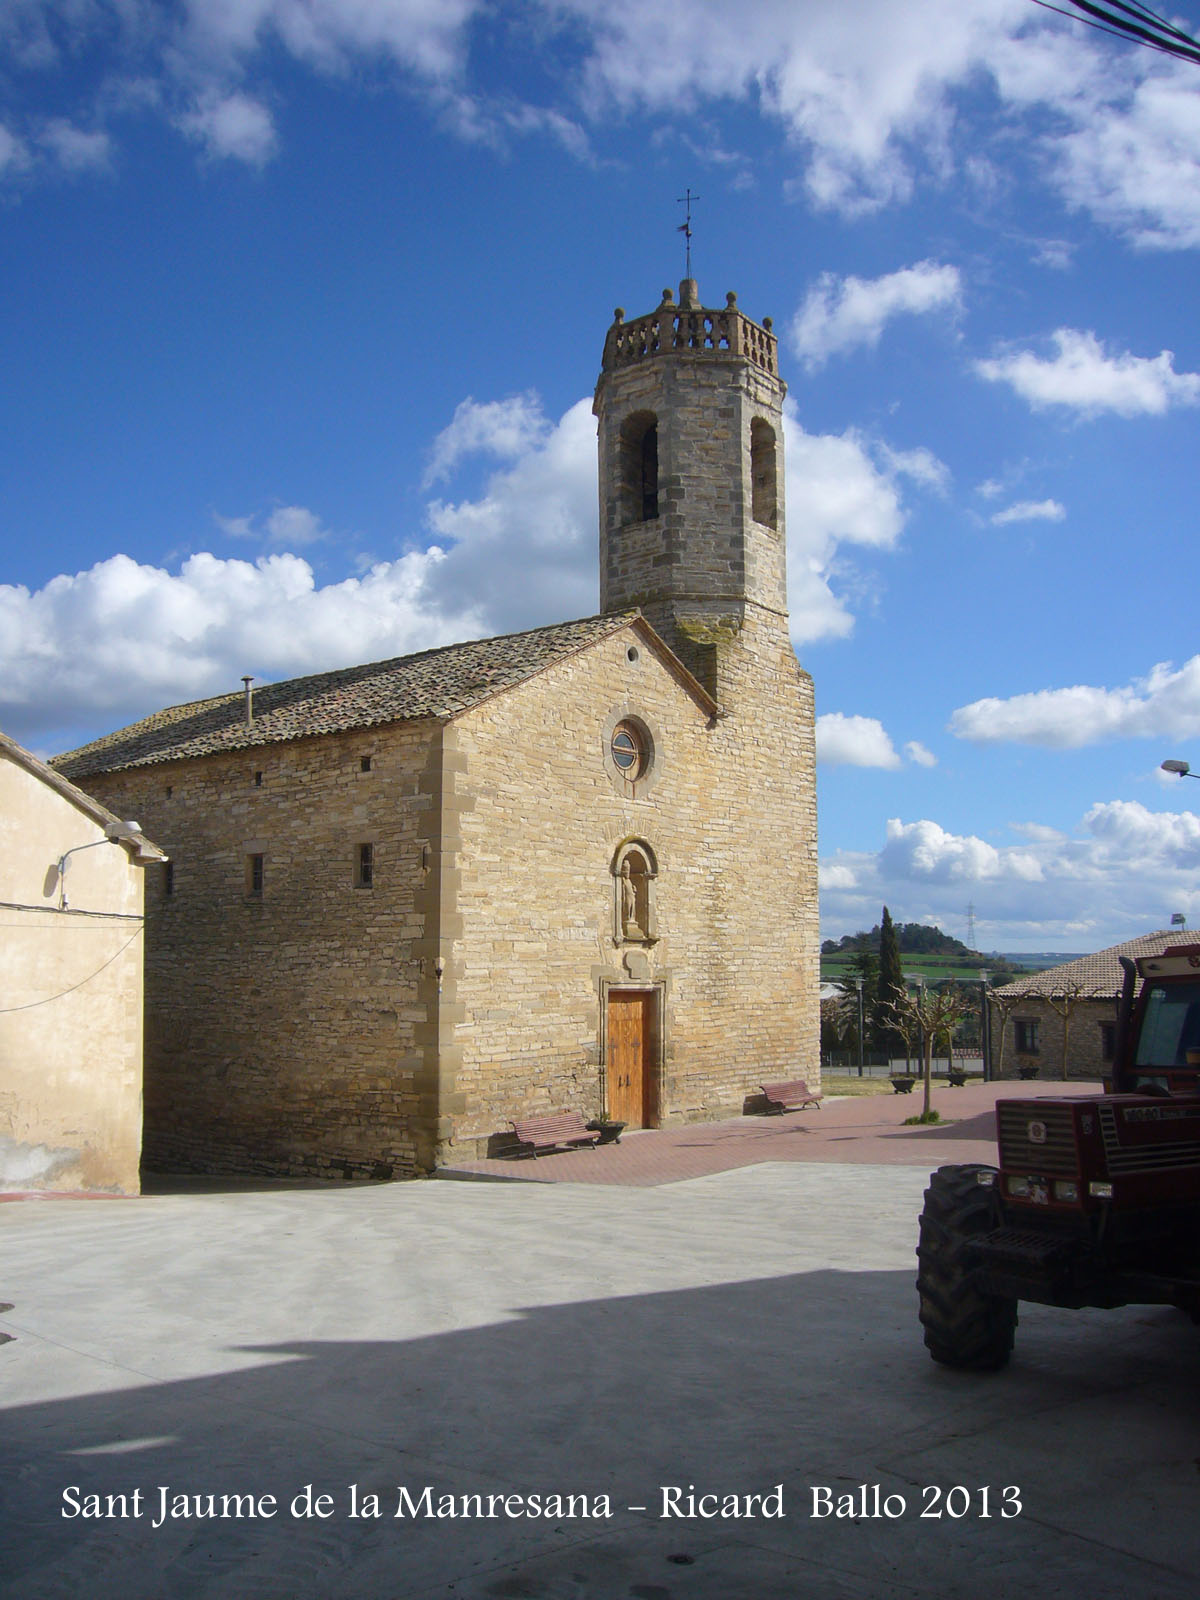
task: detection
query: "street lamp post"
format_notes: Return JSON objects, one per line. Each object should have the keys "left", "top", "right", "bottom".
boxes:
{"left": 854, "top": 977, "right": 865, "bottom": 1077}
{"left": 904, "top": 972, "right": 926, "bottom": 1076}
{"left": 978, "top": 969, "right": 991, "bottom": 1083}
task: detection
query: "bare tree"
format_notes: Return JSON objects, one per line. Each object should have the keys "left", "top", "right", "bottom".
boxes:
{"left": 985, "top": 989, "right": 1024, "bottom": 1080}
{"left": 884, "top": 985, "right": 972, "bottom": 1120}
{"left": 1043, "top": 981, "right": 1099, "bottom": 1080}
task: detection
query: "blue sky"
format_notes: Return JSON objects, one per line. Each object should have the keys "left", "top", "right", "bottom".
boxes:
{"left": 3, "top": 0, "right": 1200, "bottom": 952}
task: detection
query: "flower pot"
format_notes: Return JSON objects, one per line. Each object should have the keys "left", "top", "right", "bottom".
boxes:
{"left": 586, "top": 1119, "right": 625, "bottom": 1145}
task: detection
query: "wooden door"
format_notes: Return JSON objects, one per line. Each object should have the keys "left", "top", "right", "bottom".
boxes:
{"left": 607, "top": 989, "right": 656, "bottom": 1127}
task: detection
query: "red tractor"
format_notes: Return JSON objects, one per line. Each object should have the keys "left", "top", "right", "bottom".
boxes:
{"left": 916, "top": 944, "right": 1200, "bottom": 1368}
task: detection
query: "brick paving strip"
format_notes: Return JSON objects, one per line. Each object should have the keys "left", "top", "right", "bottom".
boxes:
{"left": 0, "top": 1081, "right": 1103, "bottom": 1198}
{"left": 439, "top": 1079, "right": 1104, "bottom": 1187}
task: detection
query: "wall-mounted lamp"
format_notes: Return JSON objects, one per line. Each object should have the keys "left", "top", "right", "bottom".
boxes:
{"left": 57, "top": 821, "right": 143, "bottom": 909}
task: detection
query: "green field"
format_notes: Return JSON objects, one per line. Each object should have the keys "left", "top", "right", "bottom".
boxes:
{"left": 821, "top": 955, "right": 998, "bottom": 984}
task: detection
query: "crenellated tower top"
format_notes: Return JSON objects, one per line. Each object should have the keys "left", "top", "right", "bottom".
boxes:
{"left": 599, "top": 281, "right": 780, "bottom": 382}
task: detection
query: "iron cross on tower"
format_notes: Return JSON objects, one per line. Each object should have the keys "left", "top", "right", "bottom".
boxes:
{"left": 676, "top": 188, "right": 699, "bottom": 278}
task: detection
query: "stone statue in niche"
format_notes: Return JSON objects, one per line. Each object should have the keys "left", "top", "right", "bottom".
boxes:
{"left": 616, "top": 849, "right": 654, "bottom": 942}
{"left": 620, "top": 859, "right": 641, "bottom": 938}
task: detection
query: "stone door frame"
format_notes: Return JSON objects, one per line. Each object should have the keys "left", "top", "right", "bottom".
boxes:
{"left": 599, "top": 978, "right": 664, "bottom": 1127}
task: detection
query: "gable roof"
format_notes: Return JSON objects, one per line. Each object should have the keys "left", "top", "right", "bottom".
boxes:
{"left": 52, "top": 612, "right": 715, "bottom": 780}
{"left": 1, "top": 730, "right": 166, "bottom": 861}
{"left": 990, "top": 930, "right": 1197, "bottom": 1000}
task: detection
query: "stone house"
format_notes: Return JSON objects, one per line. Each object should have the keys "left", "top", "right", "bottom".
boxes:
{"left": 55, "top": 279, "right": 819, "bottom": 1178}
{"left": 987, "top": 930, "right": 1195, "bottom": 1082}
{"left": 0, "top": 730, "right": 165, "bottom": 1193}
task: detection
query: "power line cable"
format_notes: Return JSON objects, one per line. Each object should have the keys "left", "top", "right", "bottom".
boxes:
{"left": 1030, "top": 0, "right": 1200, "bottom": 63}
{"left": 0, "top": 926, "right": 145, "bottom": 1013}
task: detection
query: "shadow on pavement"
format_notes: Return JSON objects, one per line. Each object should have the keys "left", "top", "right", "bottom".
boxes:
{"left": 3, "top": 1266, "right": 1199, "bottom": 1600}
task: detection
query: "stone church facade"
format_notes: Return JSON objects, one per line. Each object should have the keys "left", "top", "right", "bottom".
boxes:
{"left": 56, "top": 280, "right": 819, "bottom": 1178}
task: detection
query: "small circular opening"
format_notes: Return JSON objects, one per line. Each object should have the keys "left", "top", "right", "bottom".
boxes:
{"left": 626, "top": 645, "right": 639, "bottom": 663}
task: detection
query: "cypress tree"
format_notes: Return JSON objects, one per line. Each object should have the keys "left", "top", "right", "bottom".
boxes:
{"left": 877, "top": 905, "right": 905, "bottom": 1055}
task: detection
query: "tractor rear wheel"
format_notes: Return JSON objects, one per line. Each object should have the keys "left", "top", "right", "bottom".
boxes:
{"left": 917, "top": 1163, "right": 1017, "bottom": 1371}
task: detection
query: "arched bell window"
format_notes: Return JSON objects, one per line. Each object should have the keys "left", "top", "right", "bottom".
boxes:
{"left": 750, "top": 416, "right": 777, "bottom": 529}
{"left": 620, "top": 411, "right": 659, "bottom": 524}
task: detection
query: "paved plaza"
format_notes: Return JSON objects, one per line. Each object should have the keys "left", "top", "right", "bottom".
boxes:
{"left": 2, "top": 1082, "right": 1198, "bottom": 1599}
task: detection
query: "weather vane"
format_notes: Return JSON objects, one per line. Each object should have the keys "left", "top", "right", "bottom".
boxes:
{"left": 677, "top": 188, "right": 699, "bottom": 278}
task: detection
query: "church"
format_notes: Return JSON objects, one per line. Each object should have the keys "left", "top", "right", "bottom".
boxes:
{"left": 55, "top": 279, "right": 819, "bottom": 1178}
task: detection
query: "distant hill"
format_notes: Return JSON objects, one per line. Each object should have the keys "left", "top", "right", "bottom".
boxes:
{"left": 821, "top": 922, "right": 1032, "bottom": 984}
{"left": 822, "top": 921, "right": 980, "bottom": 960}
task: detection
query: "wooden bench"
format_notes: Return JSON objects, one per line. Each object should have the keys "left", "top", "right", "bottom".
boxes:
{"left": 760, "top": 1079, "right": 823, "bottom": 1114}
{"left": 510, "top": 1110, "right": 600, "bottom": 1158}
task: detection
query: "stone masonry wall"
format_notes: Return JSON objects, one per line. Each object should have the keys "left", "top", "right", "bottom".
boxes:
{"left": 598, "top": 360, "right": 786, "bottom": 617}
{"left": 82, "top": 722, "right": 438, "bottom": 1179}
{"left": 442, "top": 612, "right": 819, "bottom": 1158}
{"left": 990, "top": 997, "right": 1118, "bottom": 1081}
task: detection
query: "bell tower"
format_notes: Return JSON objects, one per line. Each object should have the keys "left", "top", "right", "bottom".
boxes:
{"left": 593, "top": 278, "right": 789, "bottom": 698}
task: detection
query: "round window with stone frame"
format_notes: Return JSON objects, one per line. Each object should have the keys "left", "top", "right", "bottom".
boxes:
{"left": 610, "top": 721, "right": 647, "bottom": 780}
{"left": 602, "top": 708, "right": 660, "bottom": 799}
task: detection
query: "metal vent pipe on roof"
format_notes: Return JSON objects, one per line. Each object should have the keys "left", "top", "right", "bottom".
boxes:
{"left": 242, "top": 675, "right": 254, "bottom": 726}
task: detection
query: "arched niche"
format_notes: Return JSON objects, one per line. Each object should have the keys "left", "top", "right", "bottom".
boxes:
{"left": 612, "top": 839, "right": 659, "bottom": 946}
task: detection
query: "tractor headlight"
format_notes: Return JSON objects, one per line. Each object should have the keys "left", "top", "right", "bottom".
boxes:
{"left": 1053, "top": 1180, "right": 1079, "bottom": 1202}
{"left": 1088, "top": 1181, "right": 1114, "bottom": 1199}
{"left": 1007, "top": 1175, "right": 1031, "bottom": 1197}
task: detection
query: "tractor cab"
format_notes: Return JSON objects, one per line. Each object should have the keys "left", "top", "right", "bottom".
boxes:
{"left": 1118, "top": 945, "right": 1200, "bottom": 1096}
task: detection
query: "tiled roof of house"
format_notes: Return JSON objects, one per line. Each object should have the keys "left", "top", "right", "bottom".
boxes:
{"left": 990, "top": 930, "right": 1199, "bottom": 999}
{"left": 52, "top": 613, "right": 645, "bottom": 780}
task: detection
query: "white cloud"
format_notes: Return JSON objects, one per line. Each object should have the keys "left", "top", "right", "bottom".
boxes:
{"left": 904, "top": 740, "right": 937, "bottom": 767}
{"left": 423, "top": 393, "right": 551, "bottom": 487}
{"left": 38, "top": 118, "right": 111, "bottom": 172}
{"left": 215, "top": 506, "right": 329, "bottom": 544}
{"left": 1, "top": 0, "right": 1195, "bottom": 250}
{"left": 950, "top": 656, "right": 1200, "bottom": 749}
{"left": 990, "top": 498, "right": 1066, "bottom": 526}
{"left": 816, "top": 714, "right": 901, "bottom": 769}
{"left": 0, "top": 549, "right": 485, "bottom": 748}
{"left": 0, "top": 123, "right": 32, "bottom": 176}
{"left": 821, "top": 802, "right": 1200, "bottom": 947}
{"left": 566, "top": 0, "right": 1024, "bottom": 213}
{"left": 177, "top": 0, "right": 479, "bottom": 82}
{"left": 878, "top": 444, "right": 950, "bottom": 494}
{"left": 1083, "top": 799, "right": 1200, "bottom": 869}
{"left": 976, "top": 328, "right": 1200, "bottom": 417}
{"left": 0, "top": 393, "right": 602, "bottom": 746}
{"left": 783, "top": 403, "right": 943, "bottom": 644}
{"left": 789, "top": 260, "right": 962, "bottom": 369}
{"left": 816, "top": 717, "right": 939, "bottom": 770}
{"left": 177, "top": 91, "right": 278, "bottom": 165}
{"left": 881, "top": 817, "right": 1044, "bottom": 884}
{"left": 2, "top": 383, "right": 932, "bottom": 749}
{"left": 1051, "top": 62, "right": 1200, "bottom": 250}
{"left": 422, "top": 397, "right": 599, "bottom": 629}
